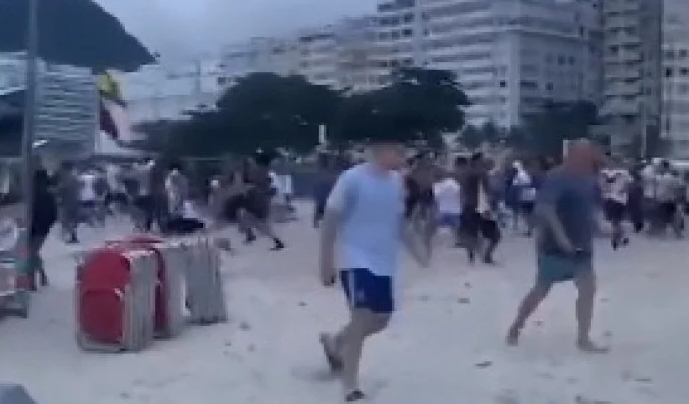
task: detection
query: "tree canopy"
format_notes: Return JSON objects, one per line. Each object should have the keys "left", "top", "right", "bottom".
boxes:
{"left": 514, "top": 100, "right": 599, "bottom": 157}
{"left": 142, "top": 68, "right": 471, "bottom": 157}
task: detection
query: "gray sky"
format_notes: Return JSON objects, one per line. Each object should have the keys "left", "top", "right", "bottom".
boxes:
{"left": 97, "top": 0, "right": 375, "bottom": 62}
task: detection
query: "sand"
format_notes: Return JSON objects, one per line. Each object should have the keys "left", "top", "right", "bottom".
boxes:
{"left": 1, "top": 213, "right": 687, "bottom": 404}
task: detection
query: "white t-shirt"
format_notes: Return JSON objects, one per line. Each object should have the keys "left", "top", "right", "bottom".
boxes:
{"left": 79, "top": 173, "right": 97, "bottom": 202}
{"left": 642, "top": 165, "right": 657, "bottom": 198}
{"left": 513, "top": 170, "right": 536, "bottom": 202}
{"left": 656, "top": 173, "right": 678, "bottom": 202}
{"left": 603, "top": 170, "right": 632, "bottom": 204}
{"left": 433, "top": 178, "right": 461, "bottom": 215}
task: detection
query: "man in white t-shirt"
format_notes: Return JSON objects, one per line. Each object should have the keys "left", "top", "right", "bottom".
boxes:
{"left": 601, "top": 169, "right": 632, "bottom": 248}
{"left": 78, "top": 170, "right": 98, "bottom": 225}
{"left": 432, "top": 172, "right": 462, "bottom": 244}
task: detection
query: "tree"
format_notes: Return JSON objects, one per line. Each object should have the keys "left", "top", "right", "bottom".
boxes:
{"left": 458, "top": 125, "right": 482, "bottom": 150}
{"left": 478, "top": 121, "right": 502, "bottom": 145}
{"left": 334, "top": 68, "right": 470, "bottom": 146}
{"left": 164, "top": 73, "right": 342, "bottom": 157}
{"left": 520, "top": 100, "right": 598, "bottom": 157}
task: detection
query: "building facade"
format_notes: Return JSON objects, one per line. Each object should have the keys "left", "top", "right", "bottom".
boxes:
{"left": 373, "top": 0, "right": 600, "bottom": 127}
{"left": 221, "top": 17, "right": 378, "bottom": 91}
{"left": 599, "top": 0, "right": 663, "bottom": 156}
{"left": 220, "top": 0, "right": 599, "bottom": 129}
{"left": 117, "top": 57, "right": 224, "bottom": 124}
{"left": 662, "top": 0, "right": 689, "bottom": 159}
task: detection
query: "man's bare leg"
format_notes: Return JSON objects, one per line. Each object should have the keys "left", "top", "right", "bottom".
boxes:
{"left": 323, "top": 309, "right": 390, "bottom": 400}
{"left": 507, "top": 283, "right": 550, "bottom": 345}
{"left": 573, "top": 268, "right": 608, "bottom": 353}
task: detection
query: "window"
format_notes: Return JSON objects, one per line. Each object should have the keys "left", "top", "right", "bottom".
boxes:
{"left": 520, "top": 80, "right": 538, "bottom": 90}
{"left": 402, "top": 28, "right": 413, "bottom": 37}
{"left": 546, "top": 82, "right": 554, "bottom": 91}
{"left": 403, "top": 13, "right": 414, "bottom": 23}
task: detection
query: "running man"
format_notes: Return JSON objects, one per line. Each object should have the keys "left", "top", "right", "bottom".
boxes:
{"left": 318, "top": 141, "right": 429, "bottom": 402}
{"left": 507, "top": 139, "right": 608, "bottom": 353}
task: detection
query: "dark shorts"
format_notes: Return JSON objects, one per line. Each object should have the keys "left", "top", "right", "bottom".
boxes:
{"left": 459, "top": 208, "right": 501, "bottom": 242}
{"left": 314, "top": 199, "right": 327, "bottom": 220}
{"left": 436, "top": 212, "right": 461, "bottom": 228}
{"left": 537, "top": 253, "right": 593, "bottom": 284}
{"left": 659, "top": 201, "right": 677, "bottom": 225}
{"left": 243, "top": 191, "right": 270, "bottom": 220}
{"left": 340, "top": 268, "right": 394, "bottom": 314}
{"left": 603, "top": 199, "right": 625, "bottom": 223}
{"left": 520, "top": 201, "right": 535, "bottom": 215}
{"left": 106, "top": 192, "right": 128, "bottom": 205}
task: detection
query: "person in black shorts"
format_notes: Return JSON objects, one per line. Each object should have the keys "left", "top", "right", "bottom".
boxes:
{"left": 239, "top": 153, "right": 285, "bottom": 251}
{"left": 458, "top": 153, "right": 500, "bottom": 264}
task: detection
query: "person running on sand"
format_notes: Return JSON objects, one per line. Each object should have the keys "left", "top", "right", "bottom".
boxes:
{"left": 507, "top": 139, "right": 608, "bottom": 353}
{"left": 318, "top": 141, "right": 429, "bottom": 402}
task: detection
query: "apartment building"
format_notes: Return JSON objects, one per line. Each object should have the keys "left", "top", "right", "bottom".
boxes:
{"left": 372, "top": 0, "right": 600, "bottom": 127}
{"left": 117, "top": 57, "right": 224, "bottom": 124}
{"left": 662, "top": 0, "right": 689, "bottom": 159}
{"left": 221, "top": 17, "right": 378, "bottom": 91}
{"left": 599, "top": 0, "right": 662, "bottom": 155}
{"left": 221, "top": 1, "right": 599, "bottom": 128}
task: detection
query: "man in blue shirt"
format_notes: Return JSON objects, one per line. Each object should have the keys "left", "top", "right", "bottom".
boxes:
{"left": 507, "top": 139, "right": 608, "bottom": 353}
{"left": 318, "top": 141, "right": 428, "bottom": 402}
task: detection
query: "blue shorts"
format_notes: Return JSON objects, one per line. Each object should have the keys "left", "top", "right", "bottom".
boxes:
{"left": 537, "top": 253, "right": 593, "bottom": 284}
{"left": 340, "top": 268, "right": 394, "bottom": 314}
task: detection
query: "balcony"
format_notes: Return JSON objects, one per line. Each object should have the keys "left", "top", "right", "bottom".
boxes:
{"left": 607, "top": 33, "right": 640, "bottom": 46}
{"left": 605, "top": 82, "right": 641, "bottom": 97}
{"left": 605, "top": 67, "right": 642, "bottom": 80}
{"left": 601, "top": 98, "right": 641, "bottom": 116}
{"left": 604, "top": 15, "right": 638, "bottom": 30}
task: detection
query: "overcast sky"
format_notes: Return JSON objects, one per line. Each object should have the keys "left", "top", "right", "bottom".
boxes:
{"left": 96, "top": 0, "right": 375, "bottom": 62}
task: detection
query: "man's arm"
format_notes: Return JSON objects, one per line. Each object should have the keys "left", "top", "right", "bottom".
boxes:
{"left": 399, "top": 177, "right": 430, "bottom": 267}
{"left": 319, "top": 172, "right": 351, "bottom": 284}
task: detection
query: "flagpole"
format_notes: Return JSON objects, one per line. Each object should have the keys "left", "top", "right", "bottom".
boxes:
{"left": 15, "top": 0, "right": 39, "bottom": 314}
{"left": 21, "top": 0, "right": 38, "bottom": 224}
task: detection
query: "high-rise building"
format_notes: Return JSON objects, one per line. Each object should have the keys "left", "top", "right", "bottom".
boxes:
{"left": 599, "top": 0, "right": 663, "bottom": 156}
{"left": 117, "top": 56, "right": 224, "bottom": 124}
{"left": 662, "top": 0, "right": 689, "bottom": 159}
{"left": 373, "top": 0, "right": 600, "bottom": 127}
{"left": 221, "top": 16, "right": 378, "bottom": 91}
{"left": 221, "top": 0, "right": 600, "bottom": 128}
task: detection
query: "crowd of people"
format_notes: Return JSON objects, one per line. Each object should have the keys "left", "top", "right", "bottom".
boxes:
{"left": 315, "top": 140, "right": 689, "bottom": 401}
{"left": 25, "top": 151, "right": 297, "bottom": 290}
{"left": 14, "top": 142, "right": 689, "bottom": 401}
